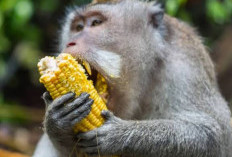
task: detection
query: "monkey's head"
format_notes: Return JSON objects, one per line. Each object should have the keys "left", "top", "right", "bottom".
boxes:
{"left": 60, "top": 0, "right": 166, "bottom": 116}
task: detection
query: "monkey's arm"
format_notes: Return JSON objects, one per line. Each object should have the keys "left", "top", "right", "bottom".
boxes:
{"left": 41, "top": 93, "right": 222, "bottom": 157}
{"left": 78, "top": 111, "right": 222, "bottom": 157}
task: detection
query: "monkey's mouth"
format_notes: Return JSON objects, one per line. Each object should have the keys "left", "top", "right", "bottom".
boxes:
{"left": 78, "top": 59, "right": 109, "bottom": 103}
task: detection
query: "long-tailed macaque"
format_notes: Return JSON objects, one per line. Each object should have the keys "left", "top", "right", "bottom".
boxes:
{"left": 33, "top": 0, "right": 232, "bottom": 157}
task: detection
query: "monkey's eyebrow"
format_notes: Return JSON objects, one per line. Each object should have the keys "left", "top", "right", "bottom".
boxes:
{"left": 84, "top": 11, "right": 106, "bottom": 19}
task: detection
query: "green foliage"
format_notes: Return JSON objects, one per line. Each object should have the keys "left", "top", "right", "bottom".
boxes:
{"left": 0, "top": 10, "right": 3, "bottom": 28}
{"left": 166, "top": 0, "right": 187, "bottom": 16}
{"left": 0, "top": 30, "right": 10, "bottom": 53}
{"left": 165, "top": 0, "right": 232, "bottom": 24}
{"left": 0, "top": 93, "right": 3, "bottom": 104}
{"left": 0, "top": 57, "right": 6, "bottom": 77}
{"left": 206, "top": 0, "right": 232, "bottom": 24}
{"left": 13, "top": 0, "right": 33, "bottom": 26}
{"left": 0, "top": 104, "right": 30, "bottom": 123}
{"left": 0, "top": 0, "right": 18, "bottom": 12}
{"left": 38, "top": 0, "right": 59, "bottom": 12}
{"left": 0, "top": 0, "right": 37, "bottom": 54}
{"left": 164, "top": 0, "right": 232, "bottom": 46}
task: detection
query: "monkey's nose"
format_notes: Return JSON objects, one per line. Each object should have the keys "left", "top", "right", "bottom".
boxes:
{"left": 66, "top": 42, "right": 76, "bottom": 47}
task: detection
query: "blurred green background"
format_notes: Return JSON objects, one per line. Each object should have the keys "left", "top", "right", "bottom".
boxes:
{"left": 0, "top": 0, "right": 231, "bottom": 155}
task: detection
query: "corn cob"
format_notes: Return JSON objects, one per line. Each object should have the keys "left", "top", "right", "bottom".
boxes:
{"left": 38, "top": 53, "right": 108, "bottom": 133}
{"left": 95, "top": 73, "right": 108, "bottom": 103}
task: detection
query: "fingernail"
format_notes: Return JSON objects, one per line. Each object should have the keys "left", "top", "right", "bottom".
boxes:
{"left": 81, "top": 92, "right": 89, "bottom": 97}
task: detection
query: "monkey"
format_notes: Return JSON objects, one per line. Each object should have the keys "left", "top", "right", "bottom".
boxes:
{"left": 33, "top": 0, "right": 232, "bottom": 157}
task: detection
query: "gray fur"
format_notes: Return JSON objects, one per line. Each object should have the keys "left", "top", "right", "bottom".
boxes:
{"left": 33, "top": 0, "right": 232, "bottom": 157}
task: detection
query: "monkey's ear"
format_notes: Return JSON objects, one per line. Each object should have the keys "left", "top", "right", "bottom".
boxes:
{"left": 149, "top": 5, "right": 164, "bottom": 28}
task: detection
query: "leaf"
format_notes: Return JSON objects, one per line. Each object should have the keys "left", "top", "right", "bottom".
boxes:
{"left": 178, "top": 0, "right": 188, "bottom": 6}
{"left": 39, "top": 0, "right": 58, "bottom": 12}
{"left": 206, "top": 0, "right": 228, "bottom": 24}
{"left": 11, "top": 0, "right": 34, "bottom": 27}
{"left": 0, "top": 57, "right": 6, "bottom": 79}
{"left": 0, "top": 0, "right": 18, "bottom": 12}
{"left": 225, "top": 0, "right": 232, "bottom": 15}
{"left": 15, "top": 42, "right": 41, "bottom": 69}
{"left": 0, "top": 31, "right": 11, "bottom": 53}
{"left": 166, "top": 0, "right": 179, "bottom": 16}
{"left": 178, "top": 9, "right": 192, "bottom": 23}
{"left": 0, "top": 10, "right": 3, "bottom": 29}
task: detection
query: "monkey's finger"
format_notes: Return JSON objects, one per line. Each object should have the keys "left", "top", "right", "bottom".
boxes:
{"left": 77, "top": 138, "right": 101, "bottom": 147}
{"left": 66, "top": 107, "right": 90, "bottom": 123}
{"left": 79, "top": 146, "right": 99, "bottom": 155}
{"left": 64, "top": 99, "right": 93, "bottom": 120}
{"left": 69, "top": 107, "right": 91, "bottom": 126}
{"left": 77, "top": 129, "right": 97, "bottom": 140}
{"left": 42, "top": 92, "right": 53, "bottom": 107}
{"left": 101, "top": 110, "right": 114, "bottom": 120}
{"left": 57, "top": 93, "right": 90, "bottom": 117}
{"left": 70, "top": 108, "right": 92, "bottom": 127}
{"left": 65, "top": 93, "right": 90, "bottom": 112}
{"left": 52, "top": 92, "right": 75, "bottom": 110}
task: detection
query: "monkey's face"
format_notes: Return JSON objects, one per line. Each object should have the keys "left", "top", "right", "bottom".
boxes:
{"left": 60, "top": 0, "right": 165, "bottom": 112}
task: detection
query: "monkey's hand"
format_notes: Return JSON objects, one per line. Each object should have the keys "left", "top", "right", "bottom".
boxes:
{"left": 42, "top": 92, "right": 93, "bottom": 149}
{"left": 77, "top": 110, "right": 128, "bottom": 156}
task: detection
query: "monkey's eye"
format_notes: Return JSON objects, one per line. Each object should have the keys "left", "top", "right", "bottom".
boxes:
{"left": 76, "top": 24, "right": 84, "bottom": 32}
{"left": 91, "top": 19, "right": 103, "bottom": 27}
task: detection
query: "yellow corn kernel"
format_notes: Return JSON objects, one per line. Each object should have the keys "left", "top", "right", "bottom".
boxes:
{"left": 95, "top": 73, "right": 108, "bottom": 103}
{"left": 38, "top": 53, "right": 107, "bottom": 133}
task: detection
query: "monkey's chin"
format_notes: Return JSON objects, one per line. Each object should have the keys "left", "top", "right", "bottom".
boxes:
{"left": 77, "top": 59, "right": 109, "bottom": 104}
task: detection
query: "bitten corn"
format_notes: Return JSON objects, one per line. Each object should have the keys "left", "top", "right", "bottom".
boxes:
{"left": 38, "top": 53, "right": 108, "bottom": 133}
